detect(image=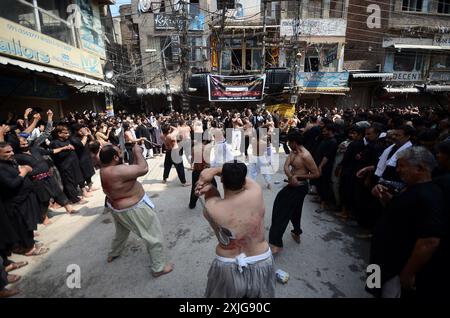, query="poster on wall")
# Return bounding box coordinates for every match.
[77,0,106,58]
[208,74,266,102]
